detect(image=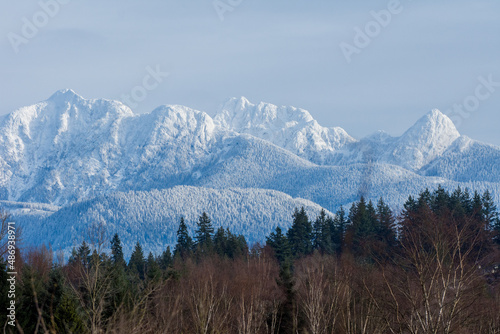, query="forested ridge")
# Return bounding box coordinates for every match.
[1,186,500,333]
